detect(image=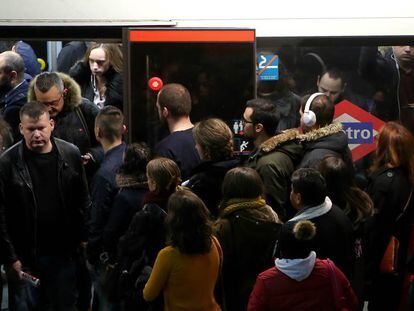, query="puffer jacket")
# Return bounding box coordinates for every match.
[28,72,103,167]
[69,62,123,110]
[14,41,41,78]
[215,198,281,311]
[246,129,302,221]
[298,122,353,170]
